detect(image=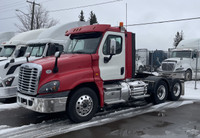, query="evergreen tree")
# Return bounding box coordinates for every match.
[174,31,184,48]
[79,10,85,22]
[89,11,98,25]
